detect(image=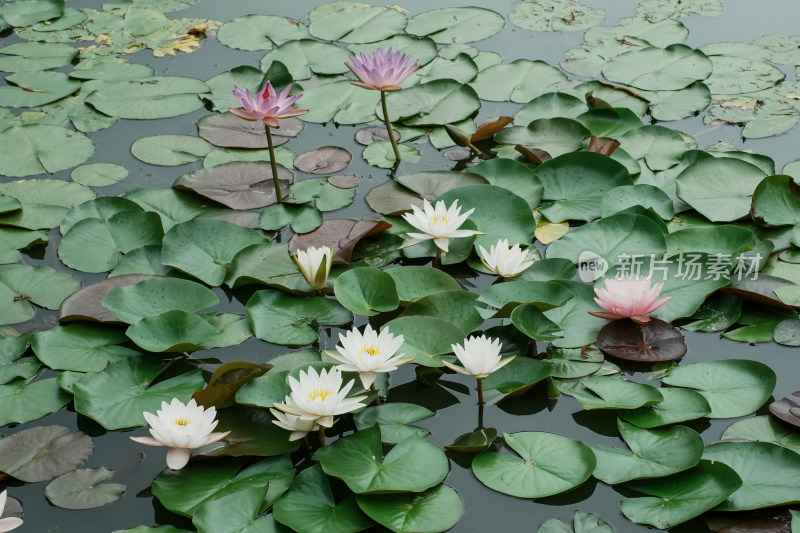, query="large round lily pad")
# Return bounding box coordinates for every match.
[596,318,687,362]
[0,425,93,483]
[0,125,94,177]
[86,77,209,119]
[405,7,505,44]
[357,484,462,533]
